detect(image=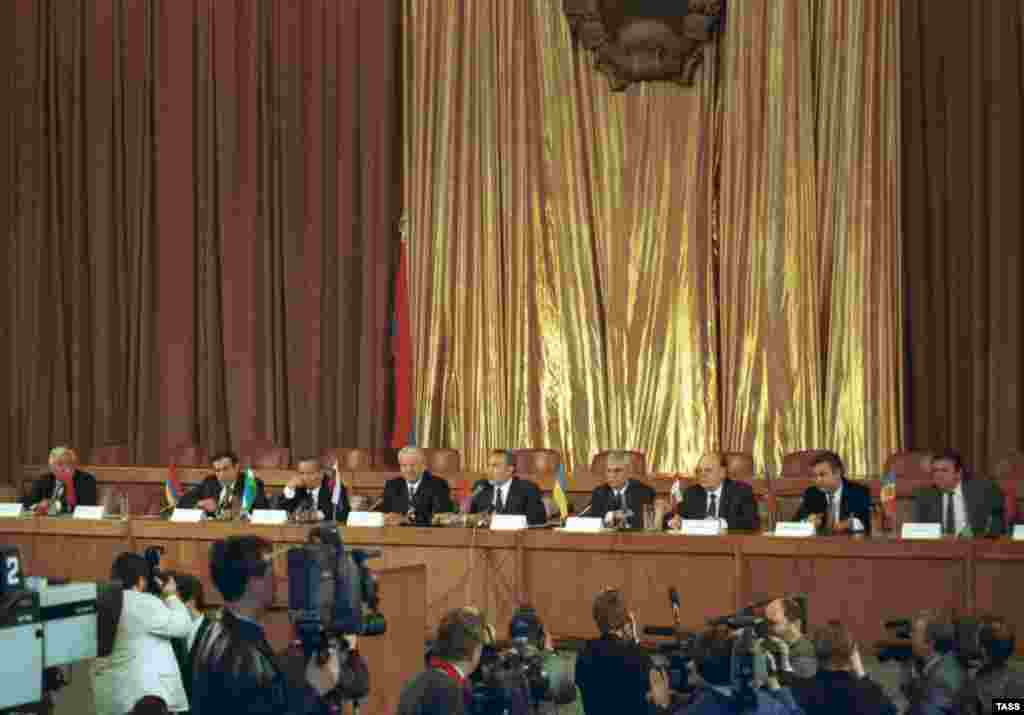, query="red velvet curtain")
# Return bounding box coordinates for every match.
[0,0,401,475]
